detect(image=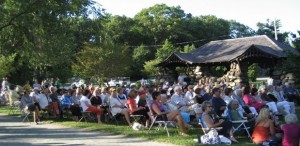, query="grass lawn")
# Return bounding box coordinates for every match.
[1,105,299,146]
